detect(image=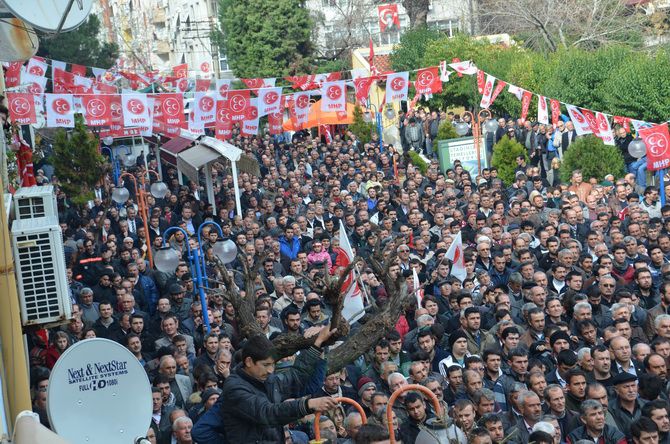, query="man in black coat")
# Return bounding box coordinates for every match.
[219,326,339,443]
